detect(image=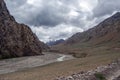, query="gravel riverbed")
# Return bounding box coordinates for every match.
[0,52,74,74]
